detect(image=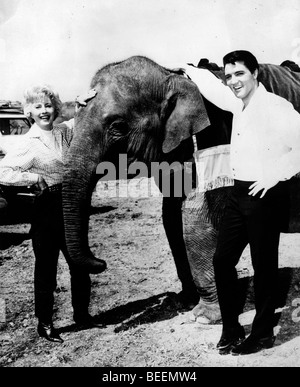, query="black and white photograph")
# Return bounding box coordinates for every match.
[1,0,300,369]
